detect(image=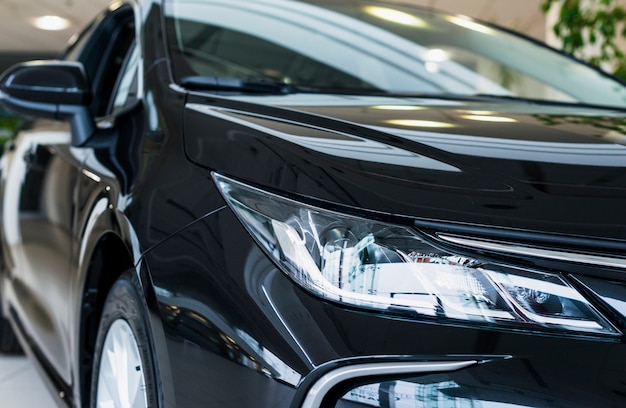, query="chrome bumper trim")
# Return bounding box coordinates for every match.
[439,234,626,269]
[301,360,476,408]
